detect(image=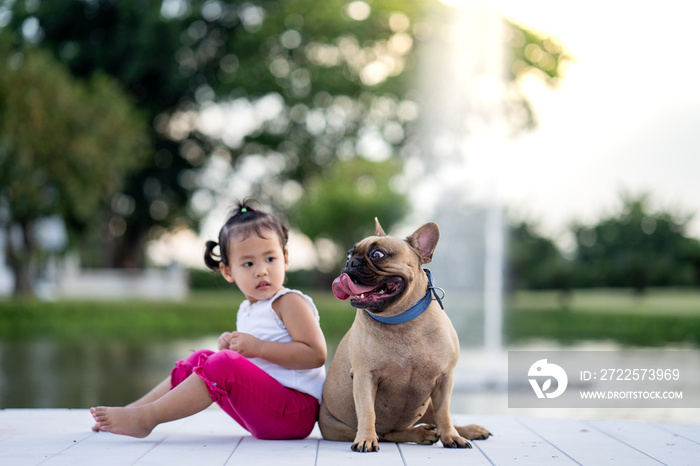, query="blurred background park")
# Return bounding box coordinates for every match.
[1,0,700,422]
